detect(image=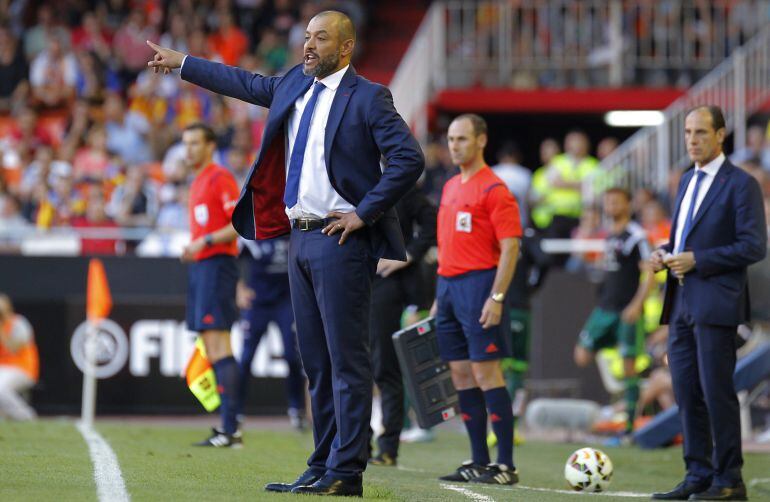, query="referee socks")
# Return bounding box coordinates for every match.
[457,388,491,466]
[484,386,515,469]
